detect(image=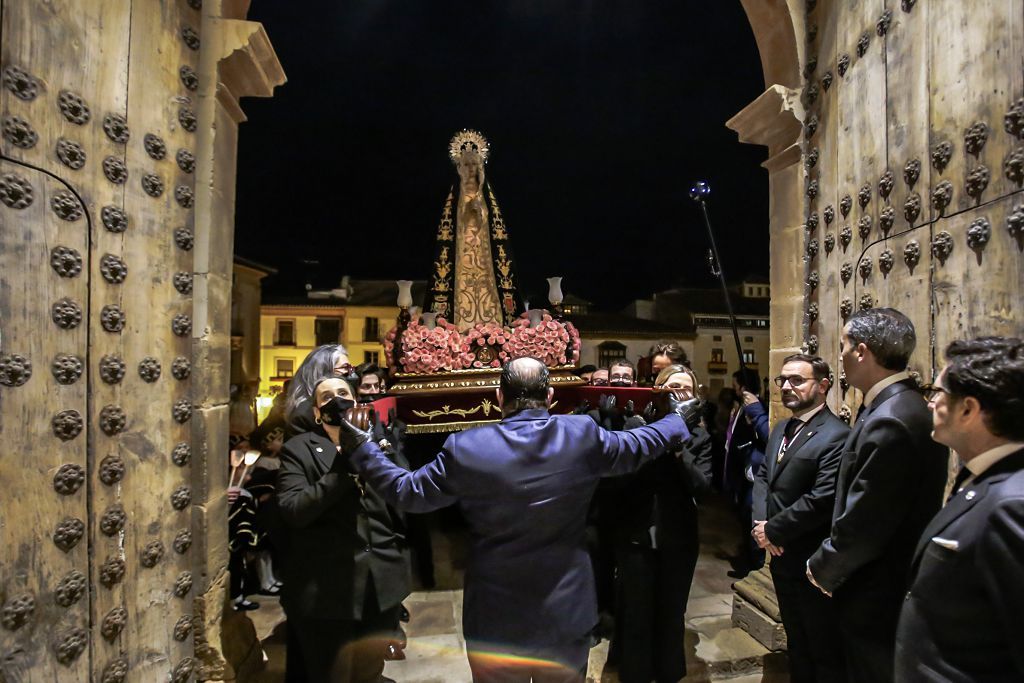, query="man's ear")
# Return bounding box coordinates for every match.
[960,395,982,422]
[546,387,555,406]
[496,388,504,409]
